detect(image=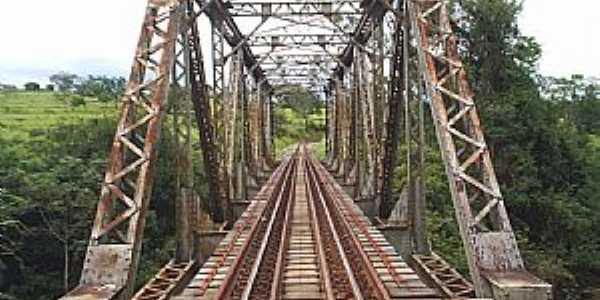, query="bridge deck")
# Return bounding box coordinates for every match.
[174,148,441,299]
